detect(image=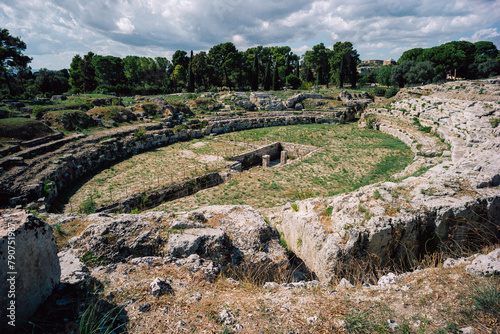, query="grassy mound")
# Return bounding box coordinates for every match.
[0,117,54,140]
[87,106,137,123]
[43,110,96,131]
